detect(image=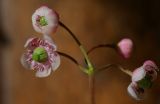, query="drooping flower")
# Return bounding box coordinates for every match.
[127,60,158,100]
[117,38,133,58]
[32,6,59,34]
[21,36,60,77]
